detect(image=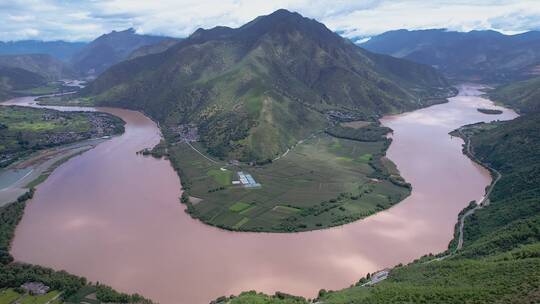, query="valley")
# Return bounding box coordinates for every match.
[2,83,515,304]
